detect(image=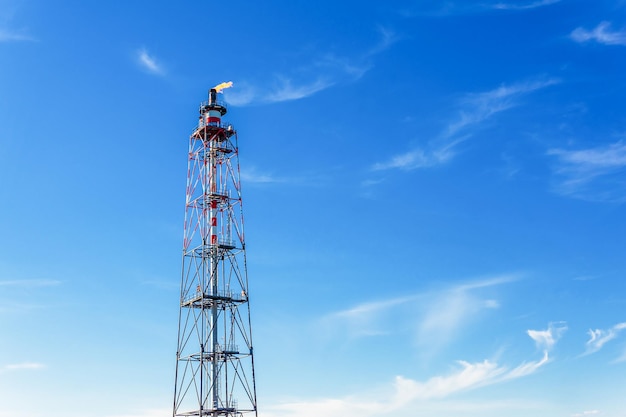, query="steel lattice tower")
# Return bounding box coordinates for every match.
[173,84,257,417]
